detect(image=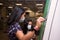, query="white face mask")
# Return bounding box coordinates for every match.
[19,17,25,22]
[27,25,32,30]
